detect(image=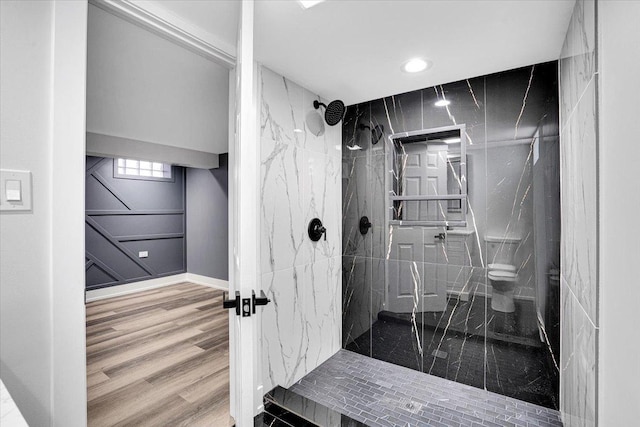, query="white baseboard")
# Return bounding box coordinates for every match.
[86,274,188,302]
[86,273,229,302]
[185,273,229,291]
